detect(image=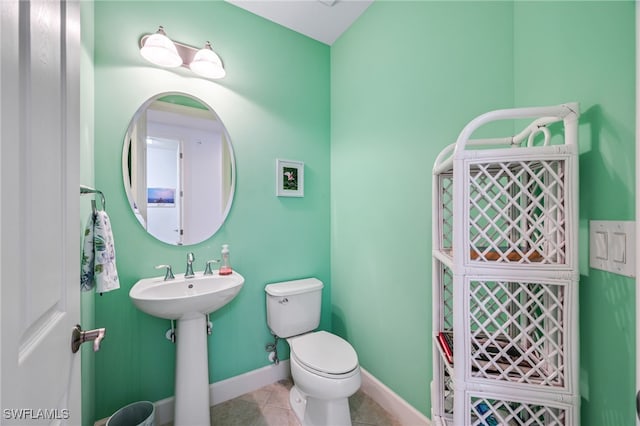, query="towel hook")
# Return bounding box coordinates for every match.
[80,185,106,212]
